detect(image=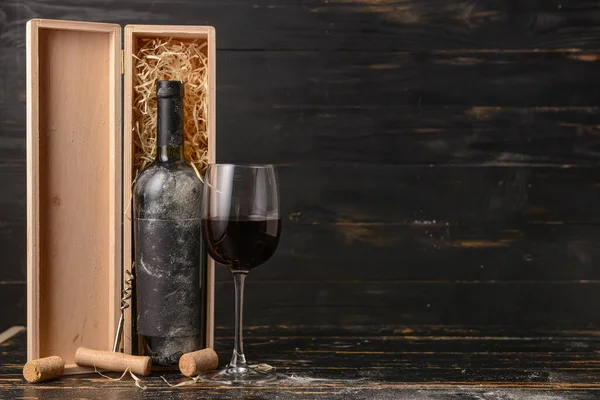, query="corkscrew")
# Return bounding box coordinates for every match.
[113,266,135,353]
